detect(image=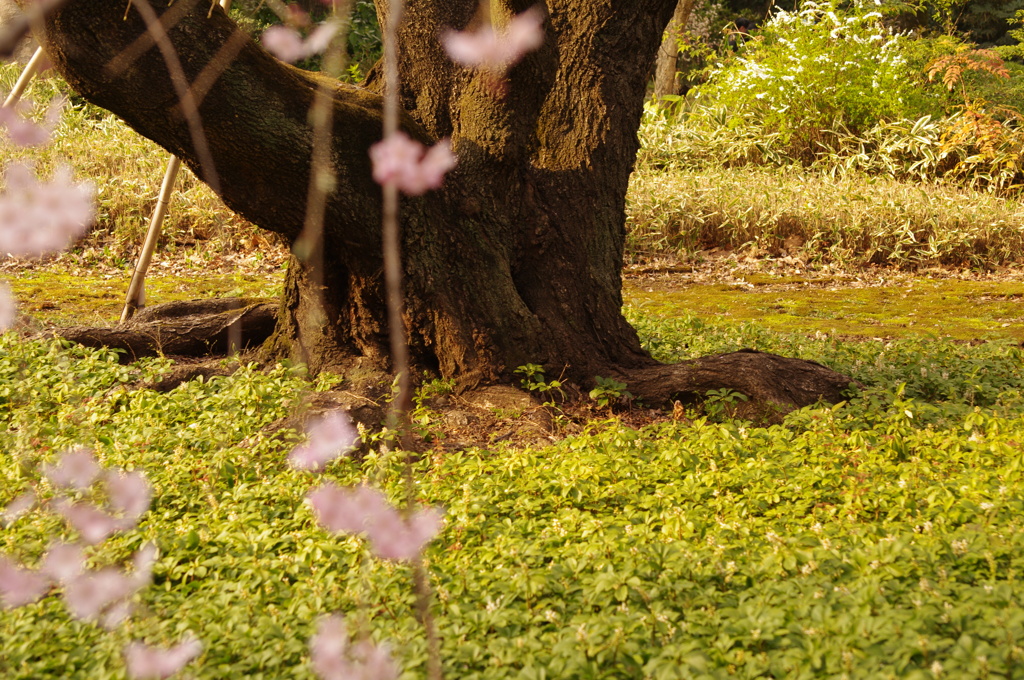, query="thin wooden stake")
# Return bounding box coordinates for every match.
[3,46,46,109]
[118,0,232,323]
[119,155,181,323]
